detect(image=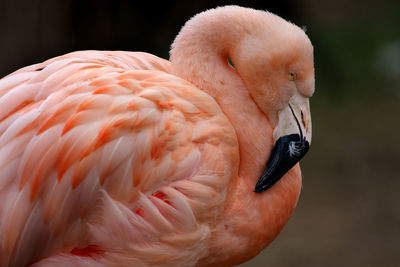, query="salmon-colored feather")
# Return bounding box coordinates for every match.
[0,6,315,267]
[1,48,236,265]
